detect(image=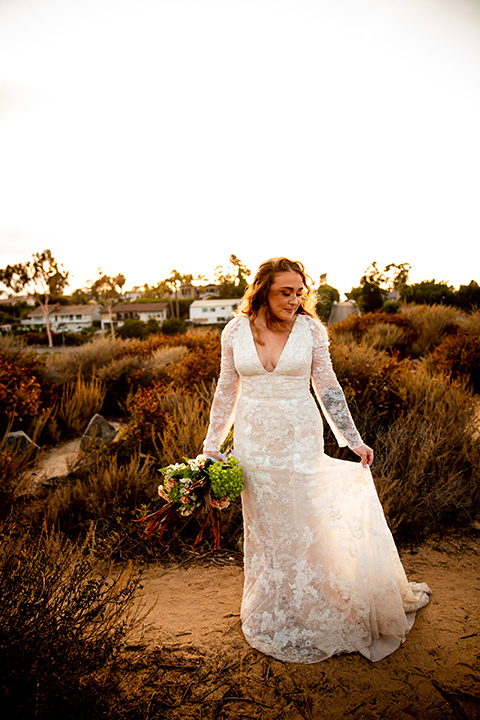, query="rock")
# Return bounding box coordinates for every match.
[80,414,118,451]
[3,430,41,456]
